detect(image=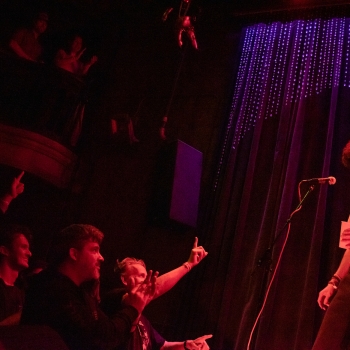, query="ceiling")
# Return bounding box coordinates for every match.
[209,0,350,13]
